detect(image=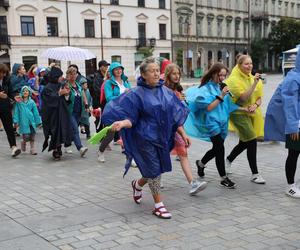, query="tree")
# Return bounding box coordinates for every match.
[251,38,269,70]
[268,17,300,55]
